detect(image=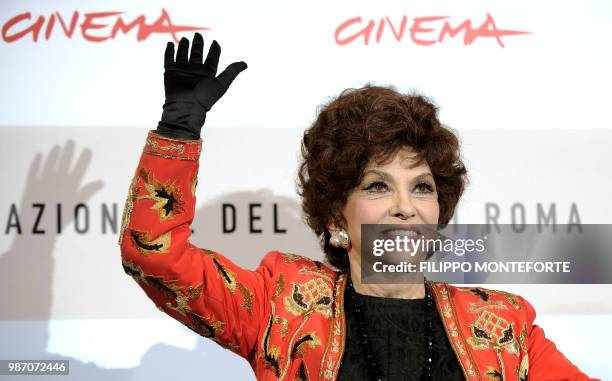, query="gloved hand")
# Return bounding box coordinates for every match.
[156,32,247,139]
